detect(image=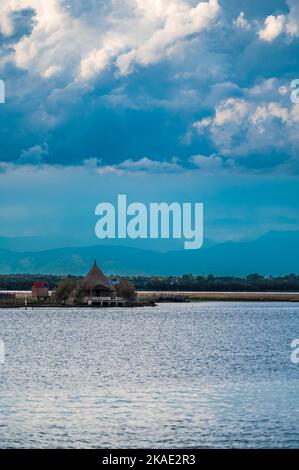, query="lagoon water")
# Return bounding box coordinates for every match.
[0,302,299,448]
